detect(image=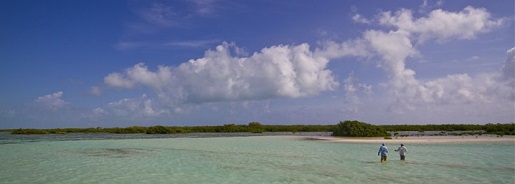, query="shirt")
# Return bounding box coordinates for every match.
[378,145,388,156]
[396,146,407,155]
